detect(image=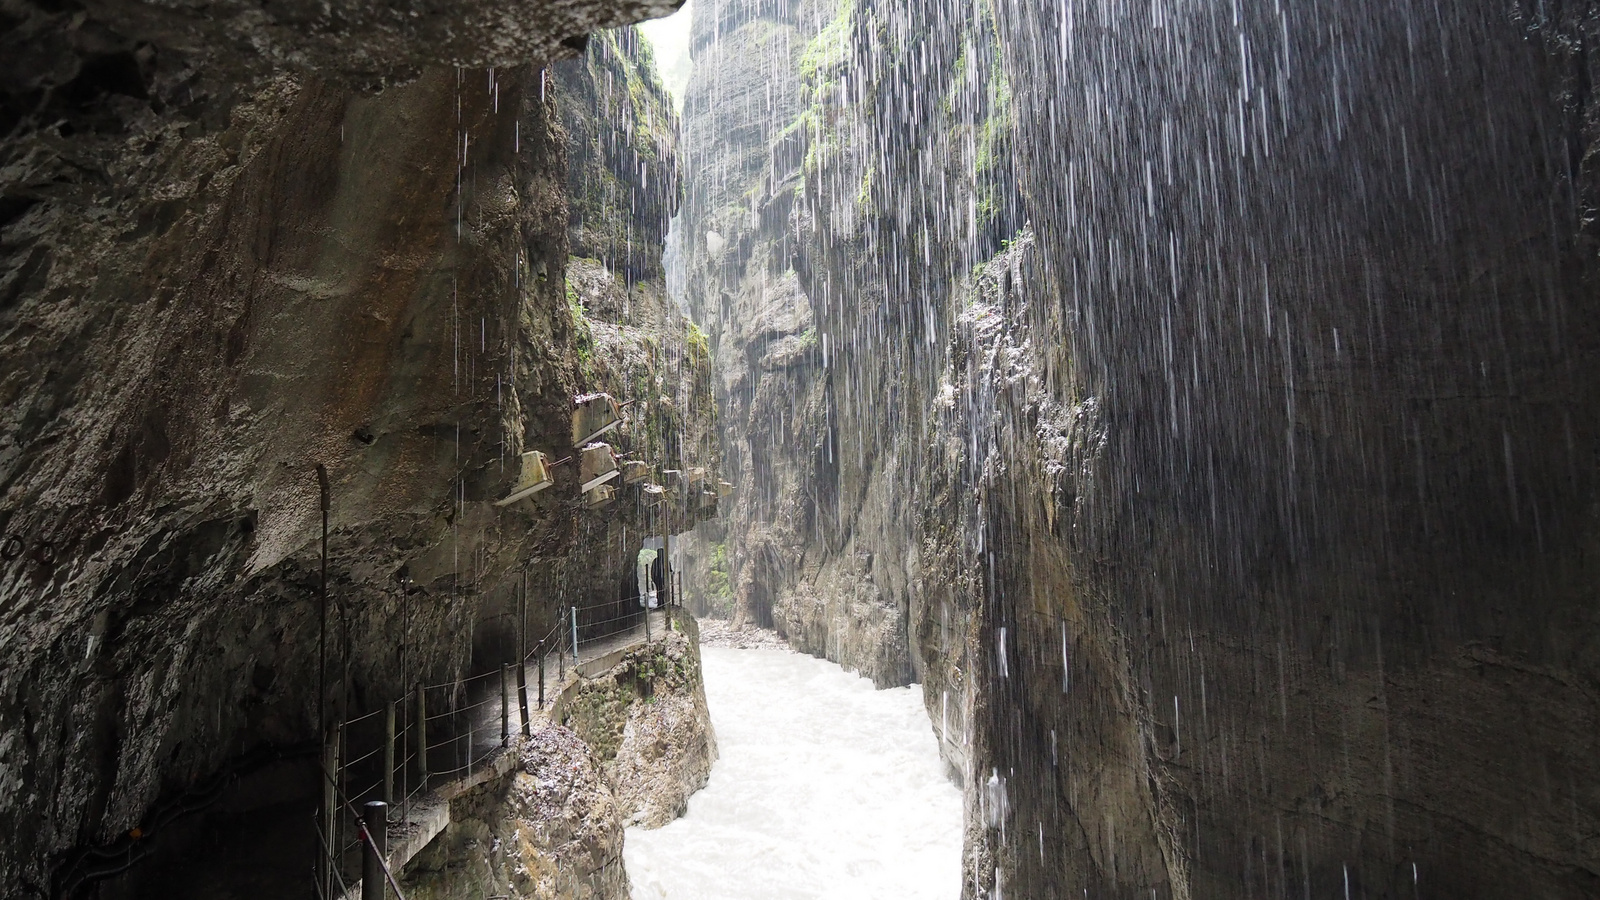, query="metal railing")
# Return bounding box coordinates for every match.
[314,593,678,897]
